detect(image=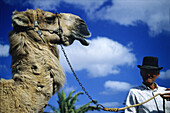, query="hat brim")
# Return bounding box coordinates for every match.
[137,65,163,70]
